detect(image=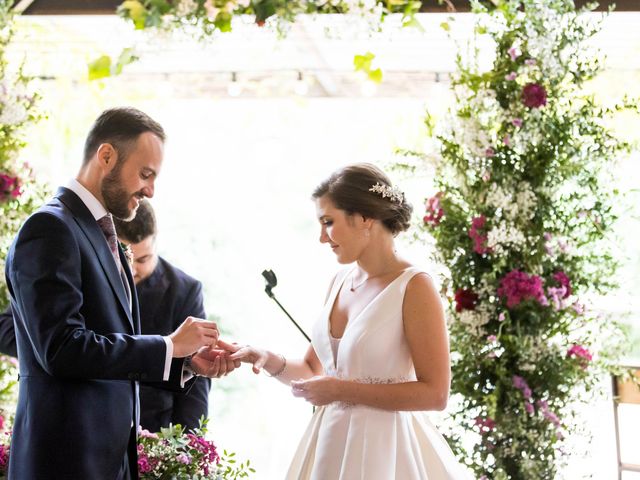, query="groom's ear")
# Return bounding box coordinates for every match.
[96,143,118,172]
